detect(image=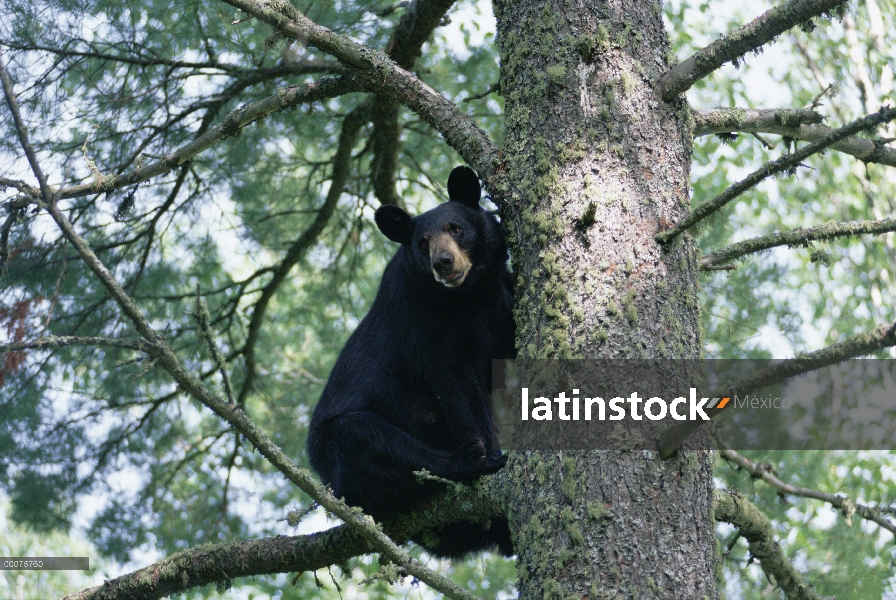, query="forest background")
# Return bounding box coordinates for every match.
[1,0,896,598]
